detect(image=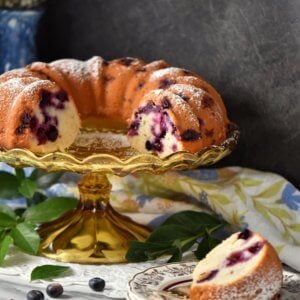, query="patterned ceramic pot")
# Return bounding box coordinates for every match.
[0,9,43,74]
